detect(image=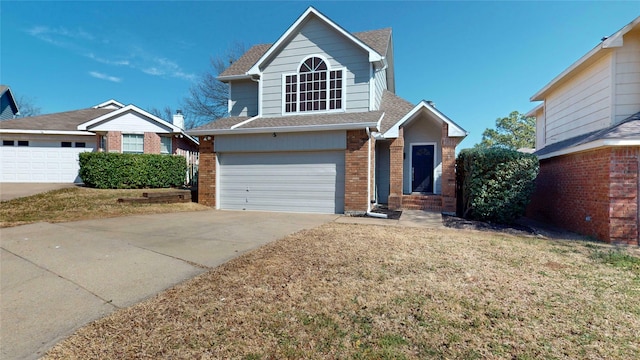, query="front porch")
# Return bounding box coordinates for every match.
[402,194,442,211]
